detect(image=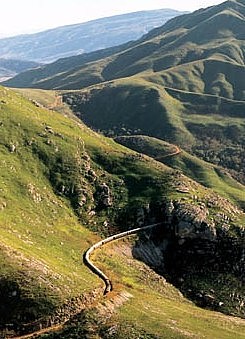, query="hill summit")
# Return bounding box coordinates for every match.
[4,0,245,97]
